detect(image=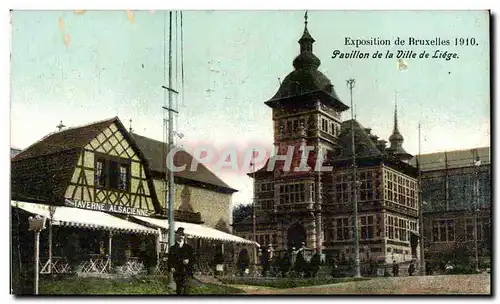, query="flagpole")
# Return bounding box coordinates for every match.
[161,11,178,289]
